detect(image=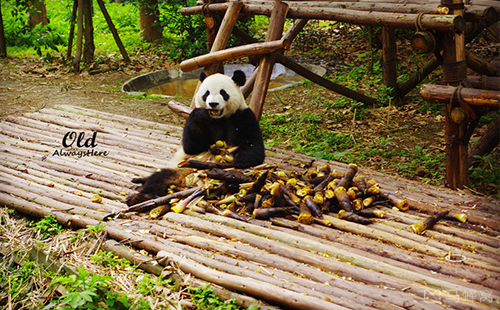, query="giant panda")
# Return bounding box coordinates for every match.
[127,70,265,205]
